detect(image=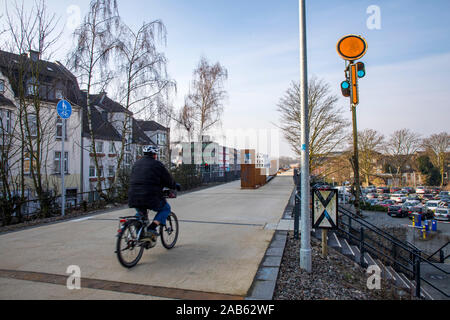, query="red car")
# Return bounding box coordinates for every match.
[390,187,400,193]
[380,199,396,207]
